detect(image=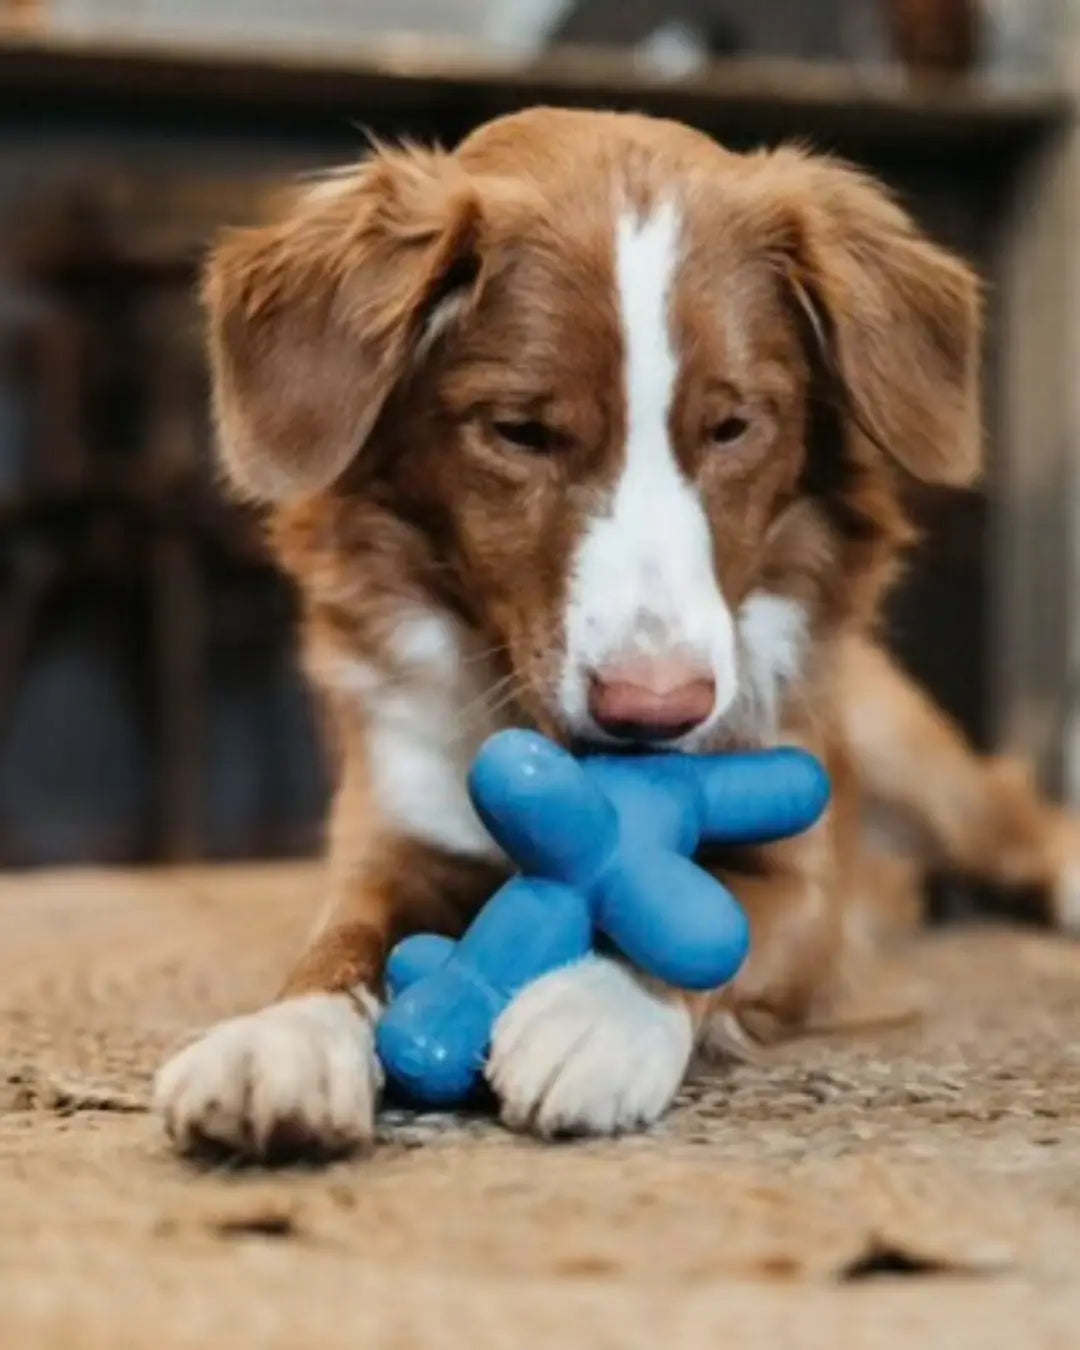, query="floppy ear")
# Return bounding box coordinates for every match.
[202,145,482,502]
[754,149,982,487]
